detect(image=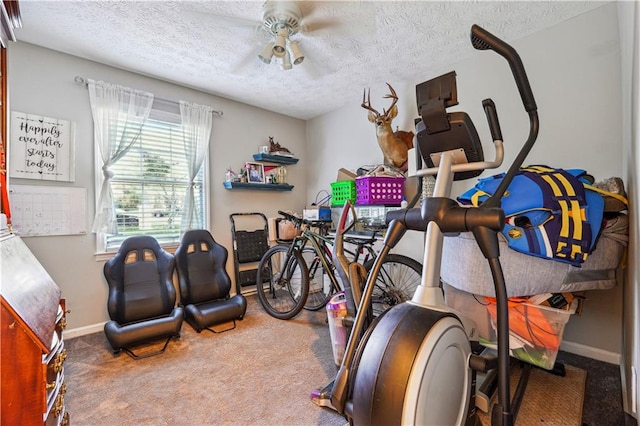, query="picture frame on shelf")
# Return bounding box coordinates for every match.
[264,165,277,183]
[245,162,265,183]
